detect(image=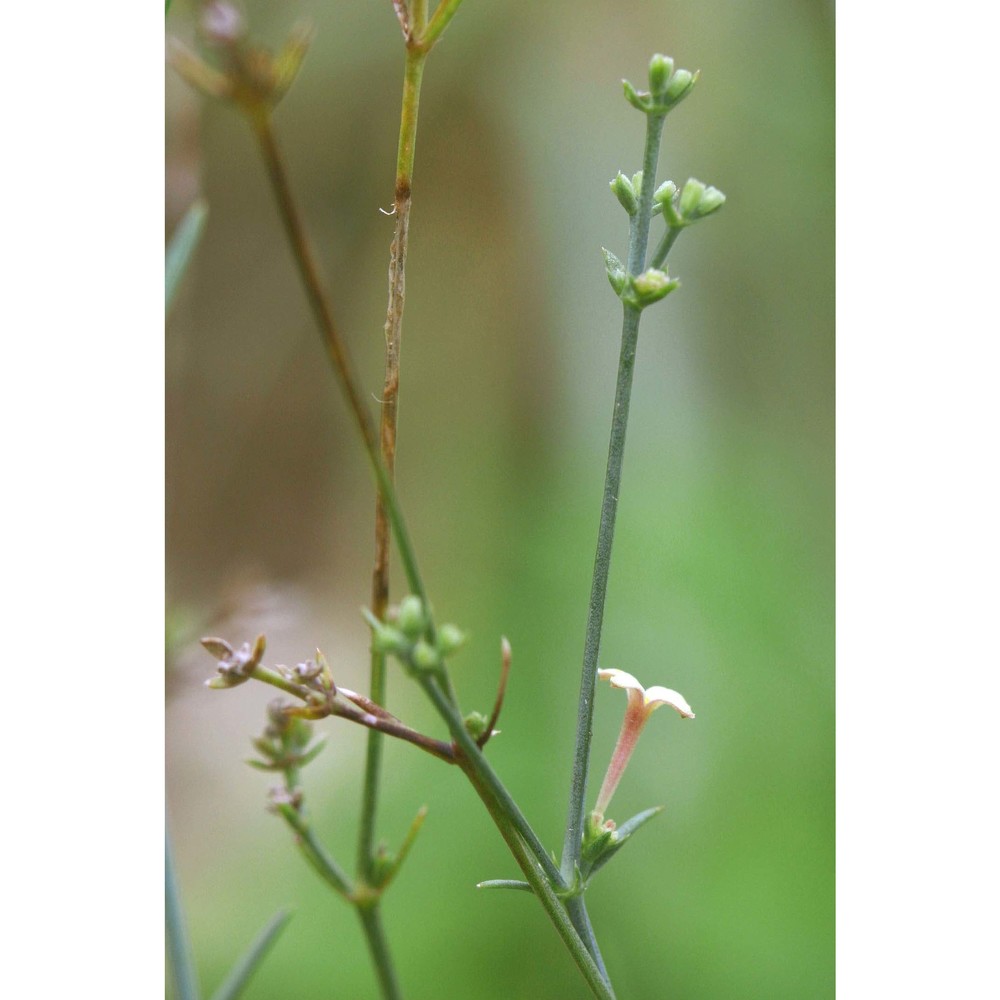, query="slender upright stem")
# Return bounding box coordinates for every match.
[560,112,667,883]
[357,906,404,1000]
[248,71,617,999]
[165,831,200,1000]
[359,40,427,882]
